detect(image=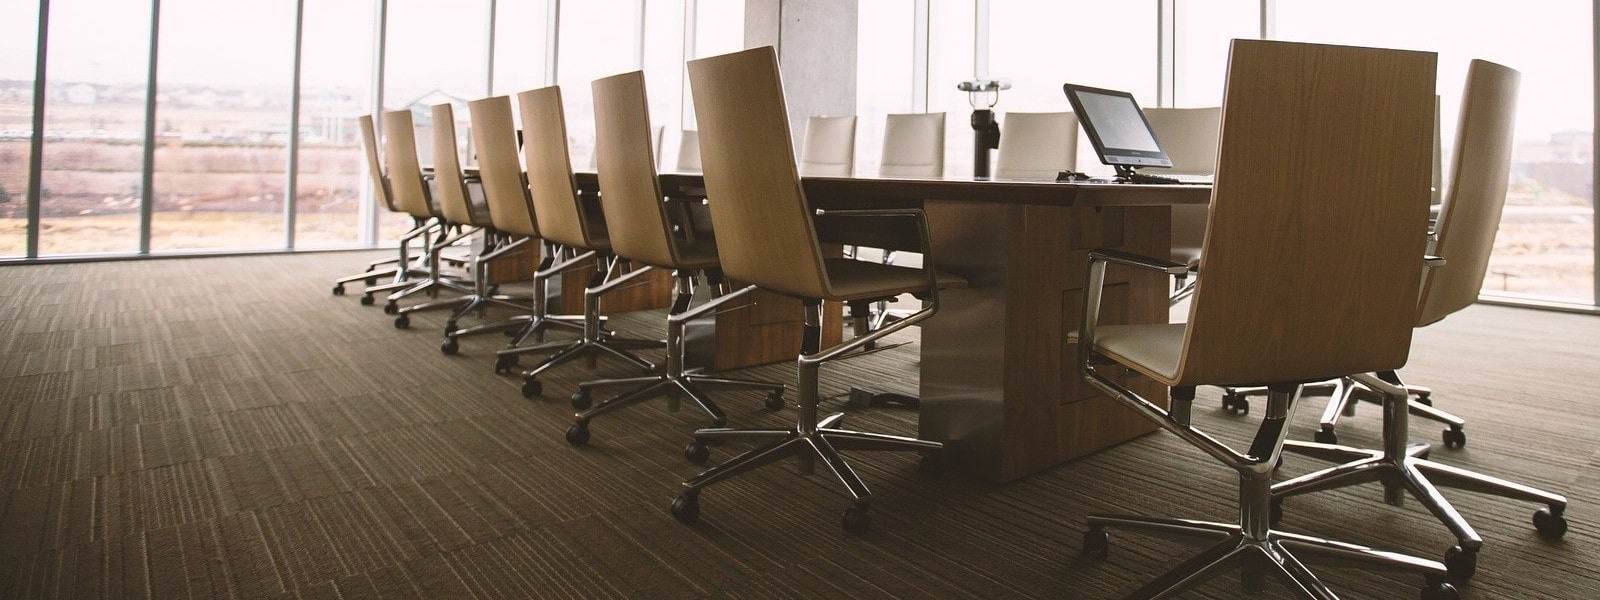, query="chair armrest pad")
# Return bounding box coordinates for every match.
[1089,248,1190,276]
[1424,255,1446,268]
